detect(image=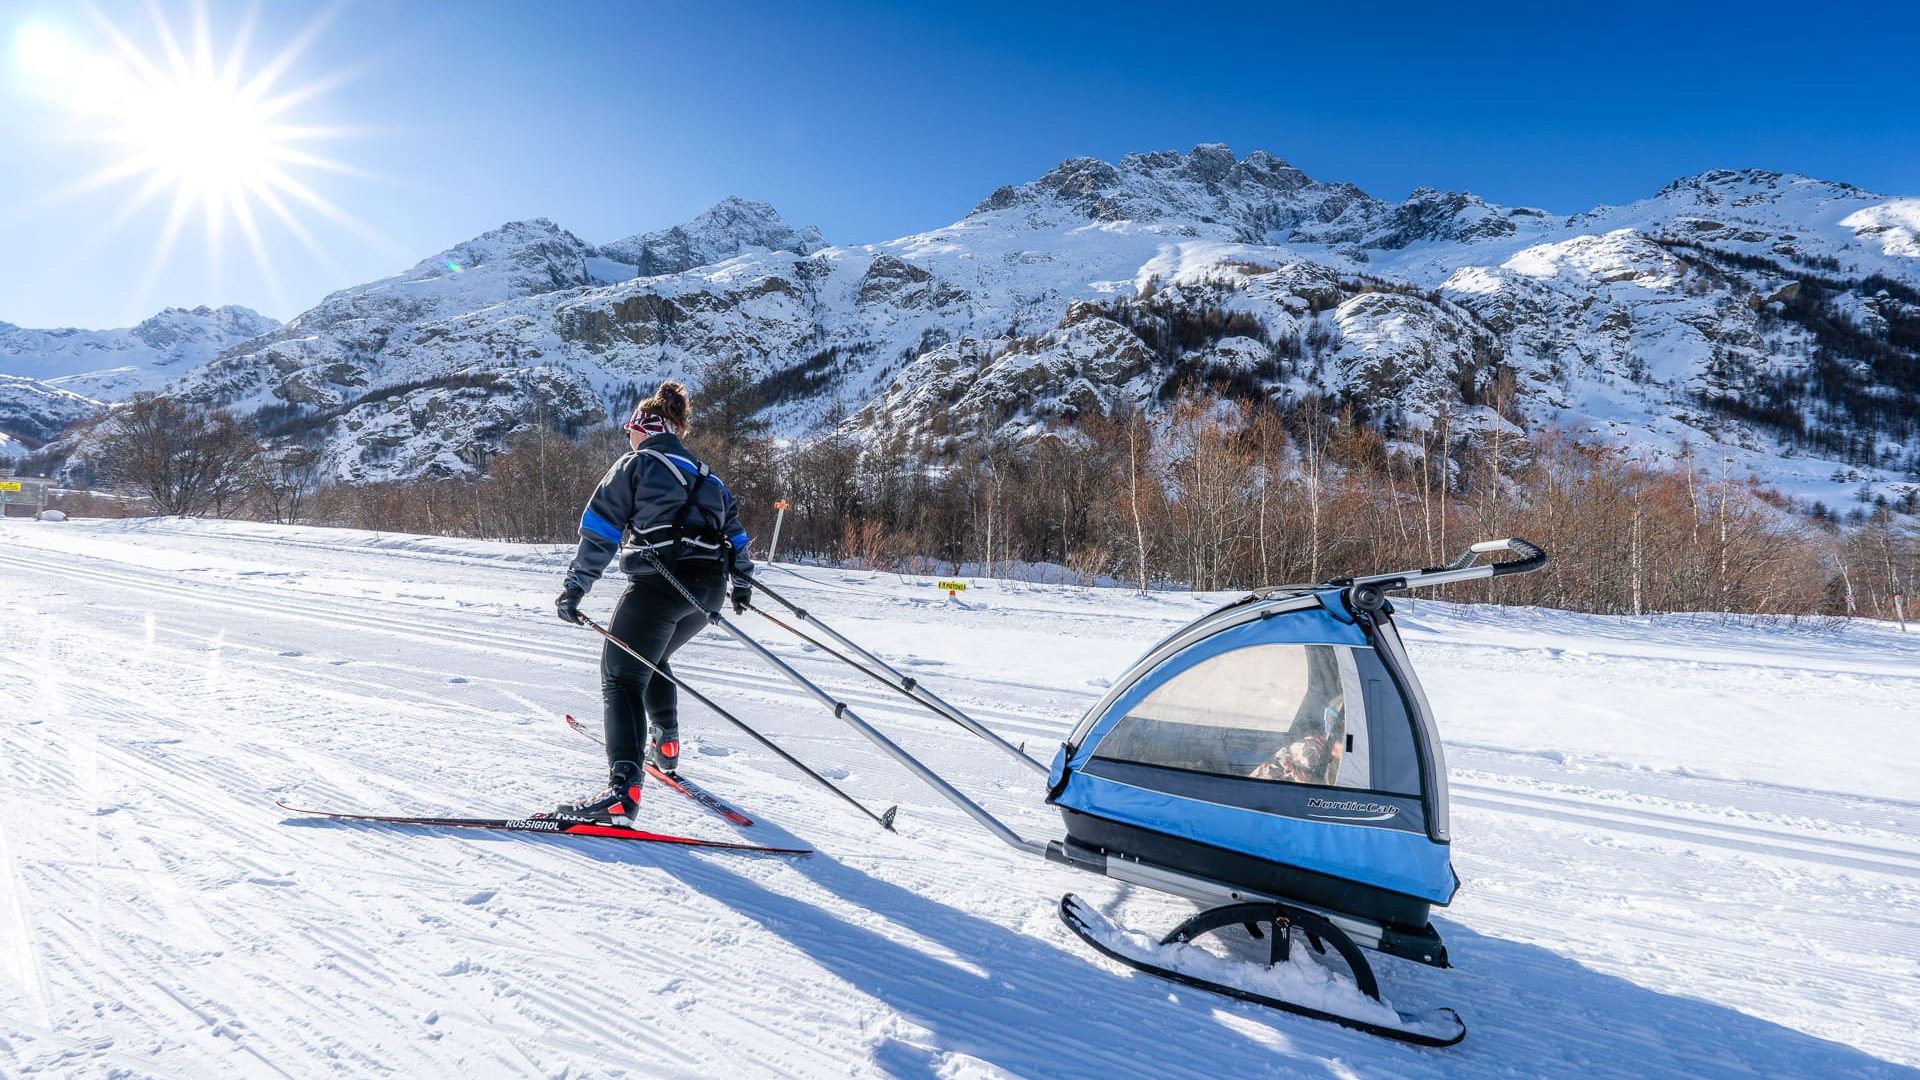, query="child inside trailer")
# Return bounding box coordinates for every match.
[1092,642,1355,788]
[1251,692,1346,786]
